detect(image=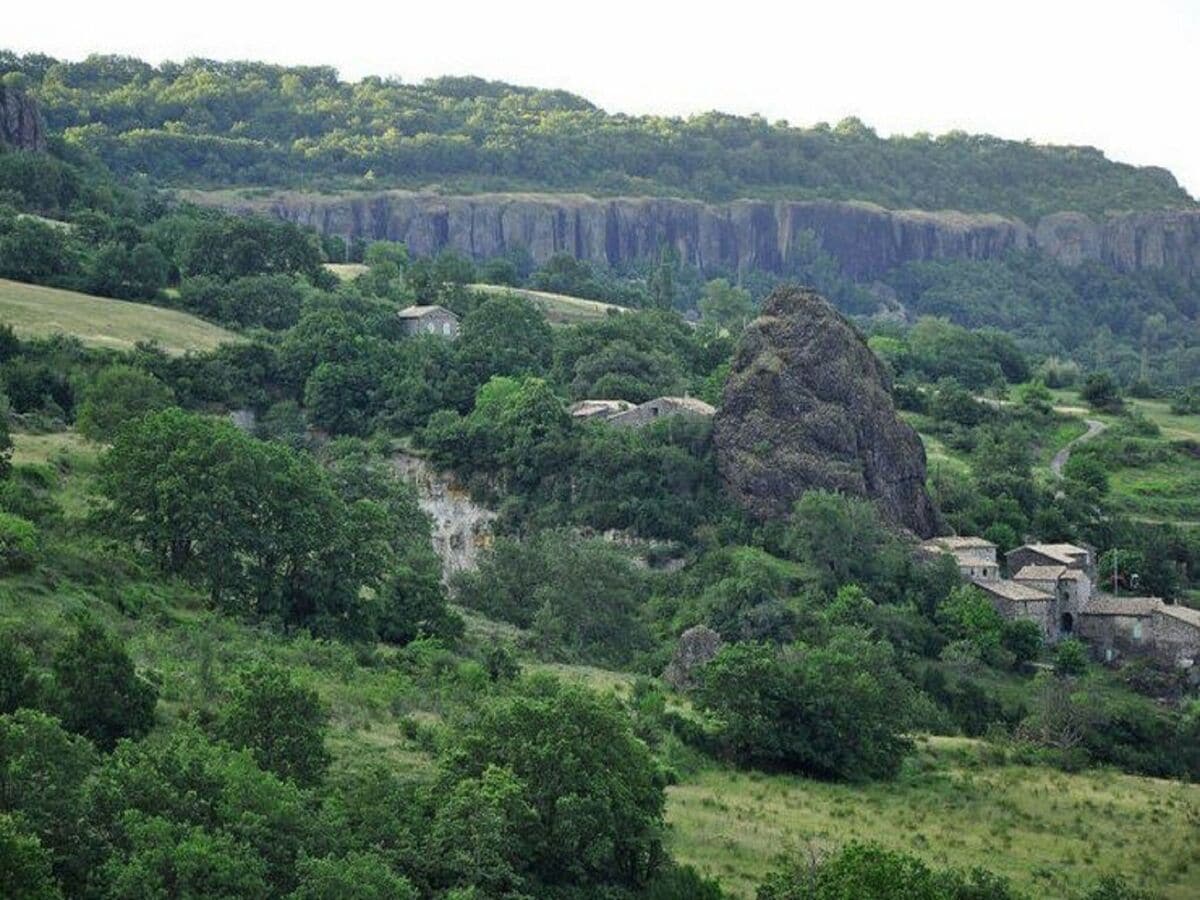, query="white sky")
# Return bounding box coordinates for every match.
[7,0,1199,202]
